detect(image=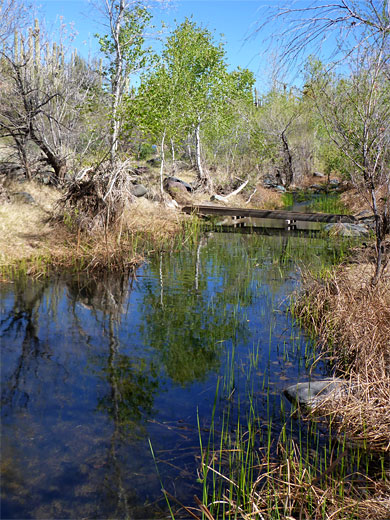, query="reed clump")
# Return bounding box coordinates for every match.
[58,161,137,231]
[194,436,390,520]
[296,243,390,452]
[201,443,390,520]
